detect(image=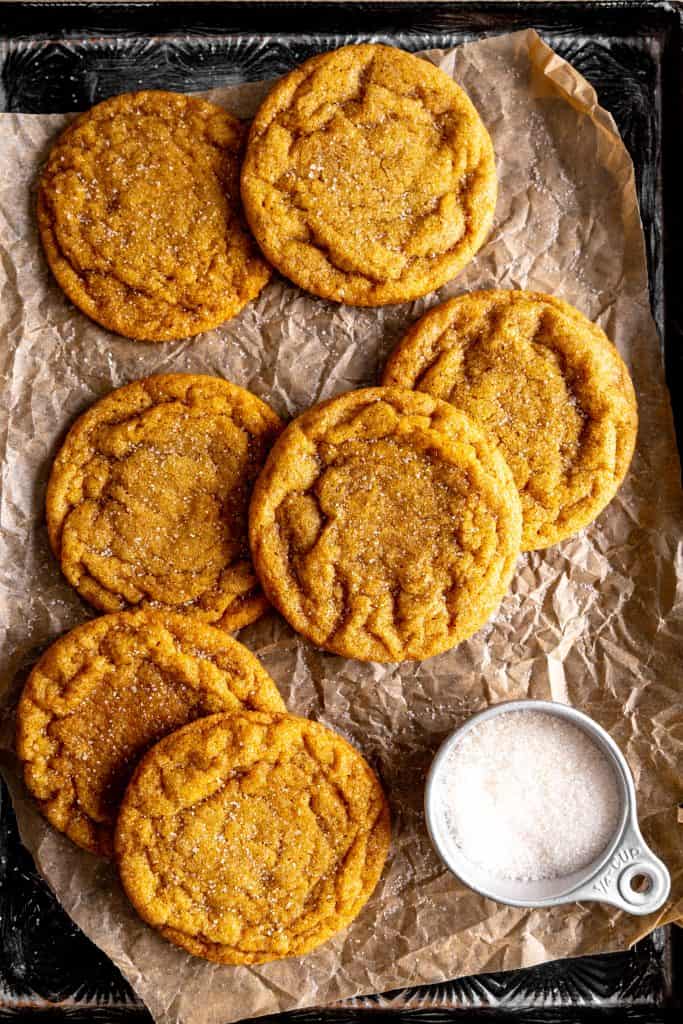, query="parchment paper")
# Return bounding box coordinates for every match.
[0,29,681,1024]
